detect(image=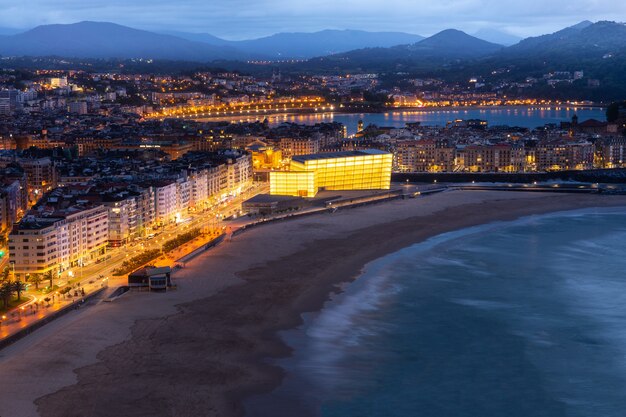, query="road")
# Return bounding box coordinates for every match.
[0,182,268,342]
